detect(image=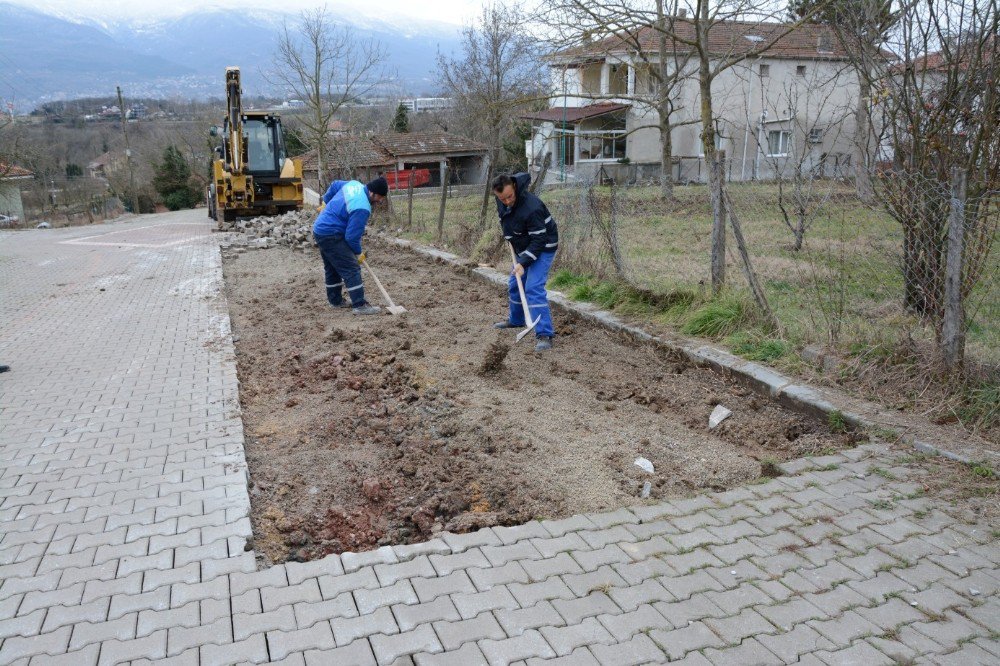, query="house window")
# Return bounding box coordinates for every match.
[759,63,770,77]
[796,65,807,76]
[767,130,791,156]
[807,127,824,143]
